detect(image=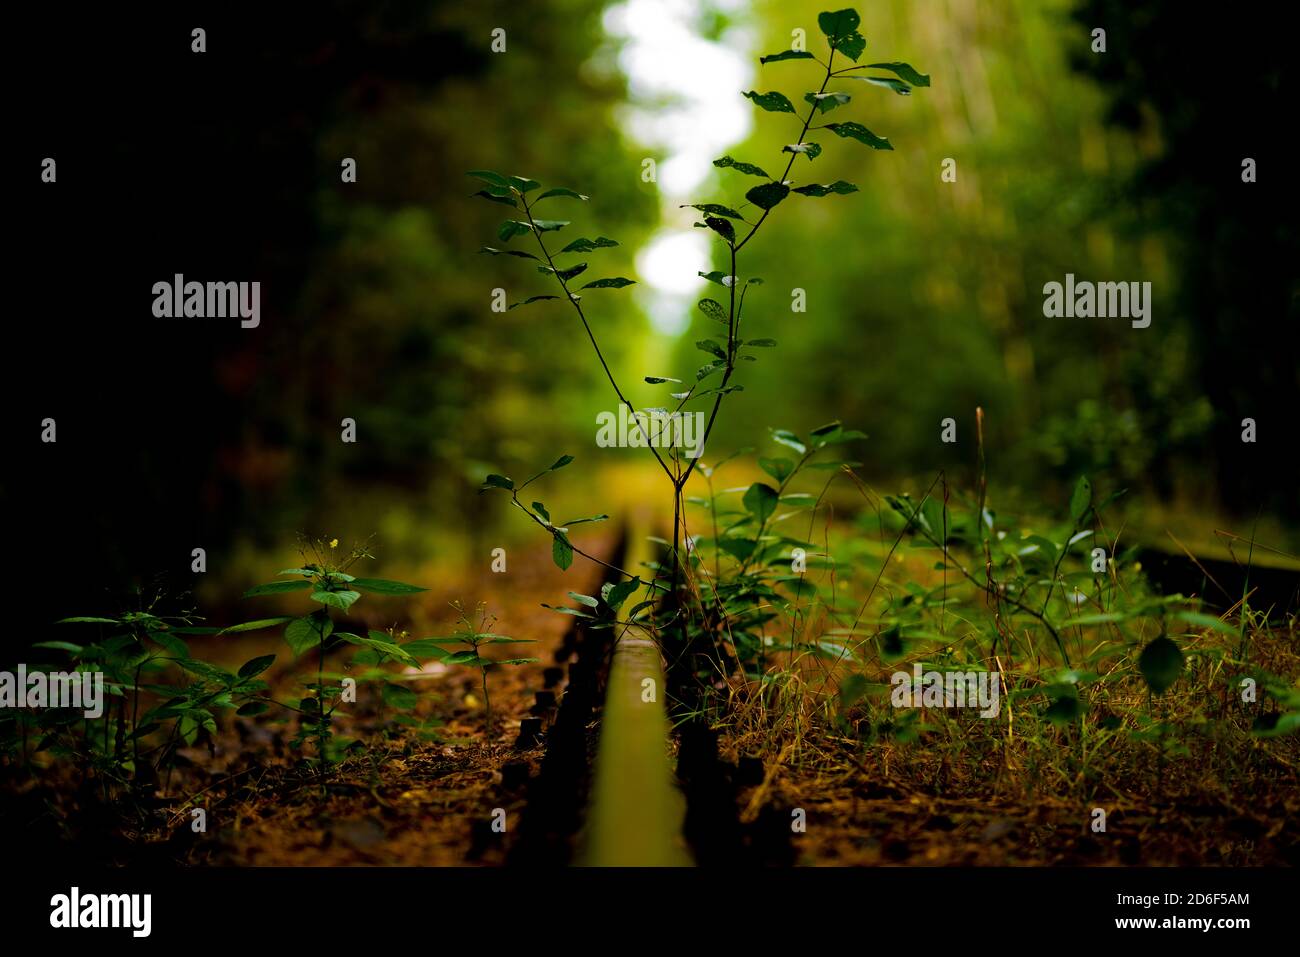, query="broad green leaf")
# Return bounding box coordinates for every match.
[497,220,532,242]
[713,156,770,178]
[550,454,575,470]
[32,640,85,653]
[695,339,726,359]
[508,175,541,193]
[56,617,120,624]
[698,298,727,323]
[480,246,538,260]
[783,142,823,161]
[743,482,780,523]
[704,216,735,244]
[401,638,451,659]
[804,91,851,114]
[532,501,551,524]
[580,277,636,289]
[644,376,682,384]
[698,271,735,287]
[793,181,859,197]
[507,295,561,310]
[866,61,931,87]
[481,473,514,490]
[238,655,276,679]
[824,121,892,150]
[696,360,725,381]
[772,429,807,455]
[745,338,778,347]
[681,203,745,219]
[1139,636,1184,694]
[604,576,642,611]
[467,170,510,188]
[472,189,517,207]
[560,236,619,253]
[569,592,600,608]
[382,682,419,710]
[243,580,312,598]
[1070,475,1093,523]
[278,566,319,576]
[817,9,861,38]
[851,75,912,95]
[531,219,569,232]
[759,50,815,64]
[746,182,790,210]
[535,187,588,202]
[832,32,866,61]
[759,457,793,482]
[538,262,588,281]
[310,589,361,612]
[552,531,574,571]
[285,613,332,657]
[351,578,427,595]
[219,617,295,635]
[743,90,796,113]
